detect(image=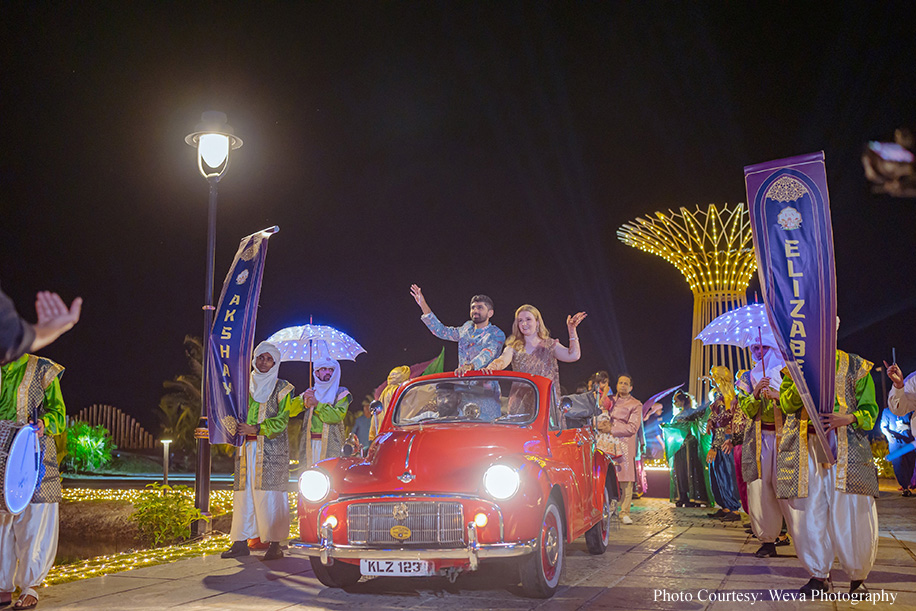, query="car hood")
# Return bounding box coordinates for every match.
[330,424,543,497]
